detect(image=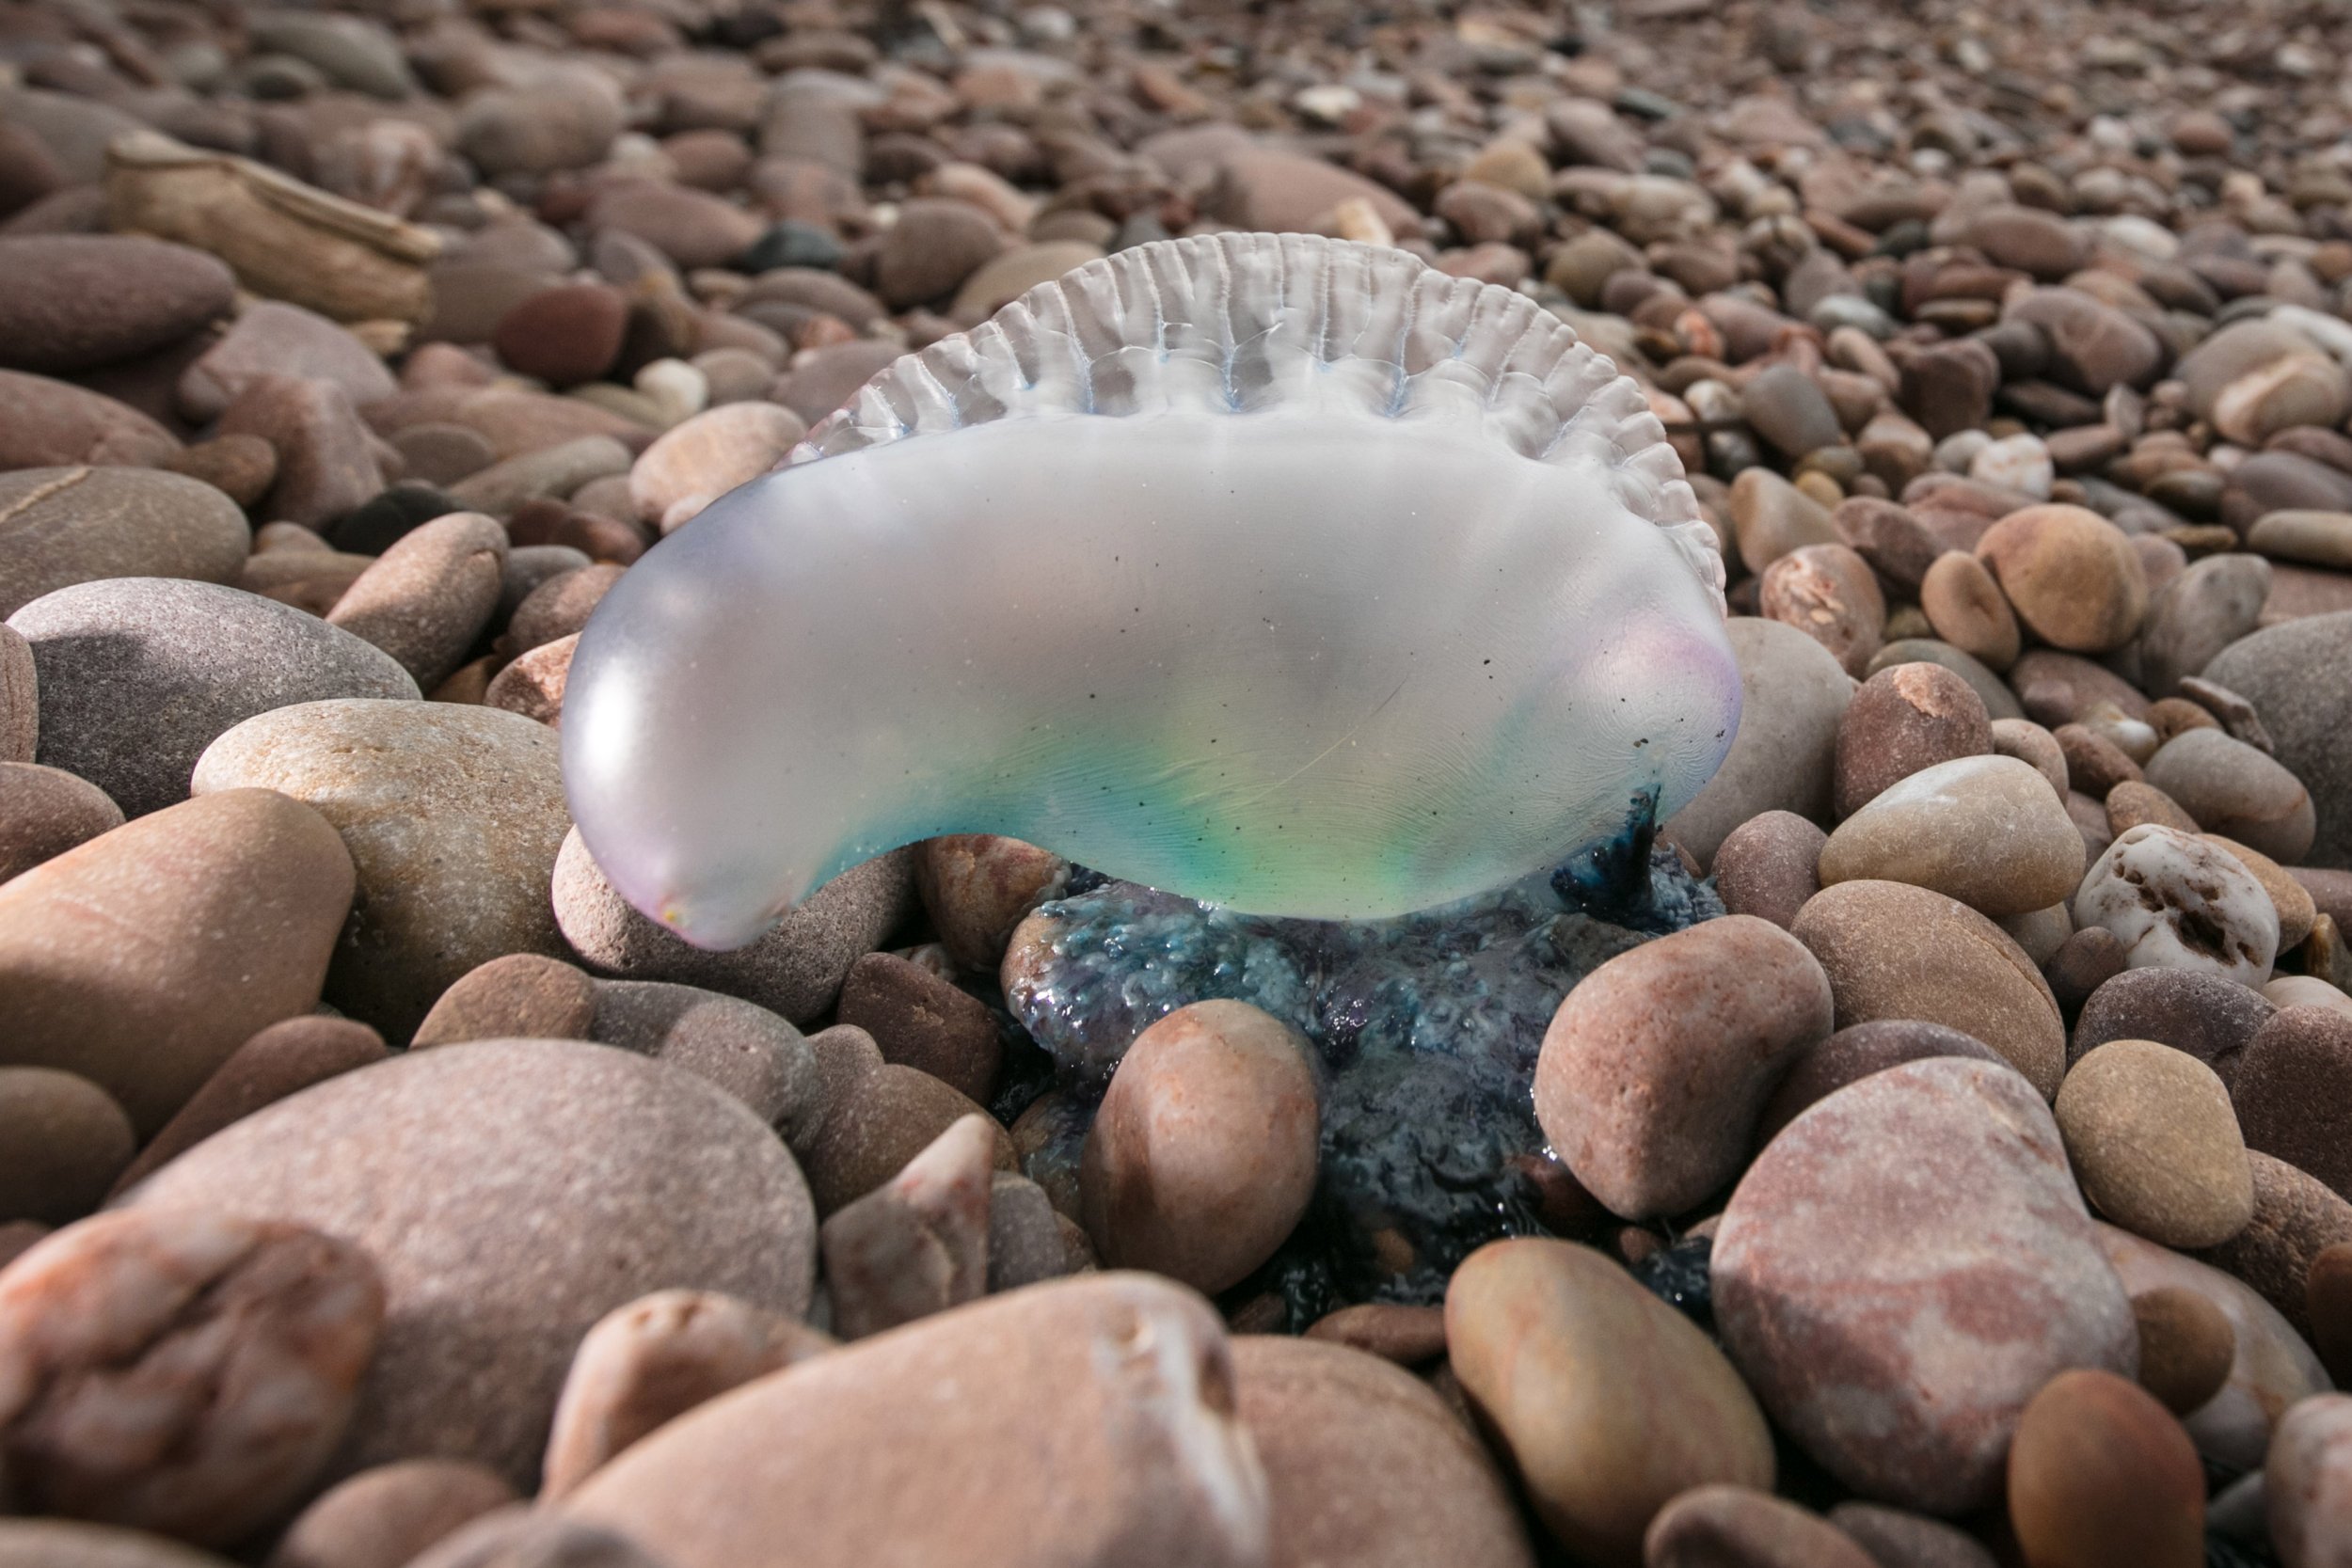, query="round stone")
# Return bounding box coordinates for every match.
[0,235,235,374]
[2131,1285,2236,1417]
[8,579,417,819]
[2007,1370,2204,1568]
[1826,1504,1997,1568]
[2099,1222,2332,1471]
[0,789,353,1134]
[1758,543,1883,676]
[1975,503,2149,654]
[1714,1058,2137,1514]
[1754,1019,2007,1147]
[1534,914,1833,1219]
[2144,729,2318,865]
[0,1066,134,1224]
[269,1460,519,1568]
[1709,810,1825,928]
[1081,999,1319,1293]
[2073,965,2276,1076]
[1664,618,1853,864]
[1231,1336,1534,1568]
[126,1038,816,1491]
[2055,1039,2255,1249]
[490,283,628,388]
[0,761,123,883]
[1919,549,2020,672]
[1790,879,2067,1097]
[325,513,508,691]
[2073,824,2280,989]
[2230,1007,2352,1201]
[627,404,804,530]
[1834,663,1993,819]
[552,830,914,1028]
[563,1275,1265,1568]
[193,701,571,1042]
[2198,1152,2352,1338]
[0,467,248,621]
[1644,1486,1878,1568]
[1817,753,2085,917]
[2202,611,2352,870]
[802,1061,1012,1216]
[2312,1243,2352,1386]
[1444,1238,1773,1566]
